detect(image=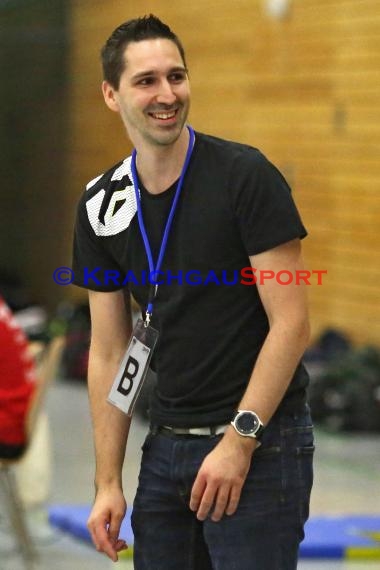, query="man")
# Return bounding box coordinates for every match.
[72,15,314,569]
